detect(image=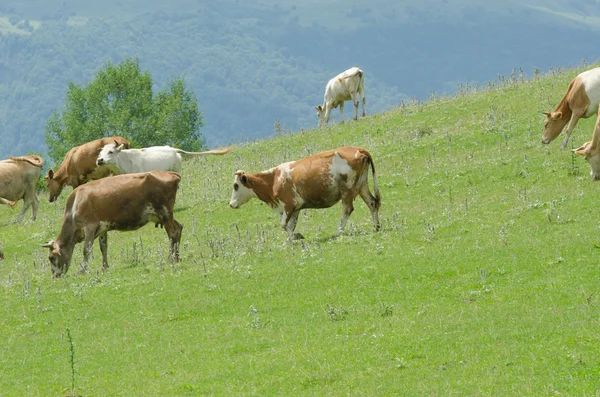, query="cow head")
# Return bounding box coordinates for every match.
[541,111,569,144]
[45,169,63,202]
[573,141,600,180]
[41,240,71,277]
[96,141,124,167]
[316,105,326,127]
[229,171,257,209]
